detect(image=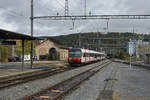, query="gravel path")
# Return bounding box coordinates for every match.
[63,62,115,100]
[0,61,108,100]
